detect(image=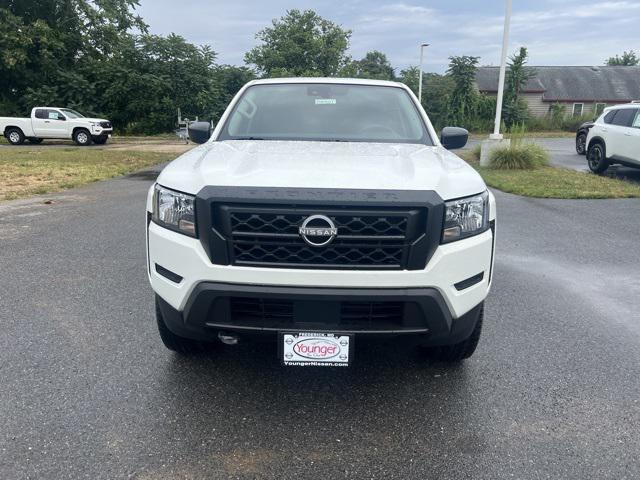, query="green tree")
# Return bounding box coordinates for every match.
[606,50,639,66]
[422,73,457,130]
[503,47,534,126]
[91,34,220,133]
[446,55,480,127]
[245,9,352,77]
[398,66,421,96]
[0,1,247,133]
[399,65,495,131]
[0,0,147,115]
[342,51,395,80]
